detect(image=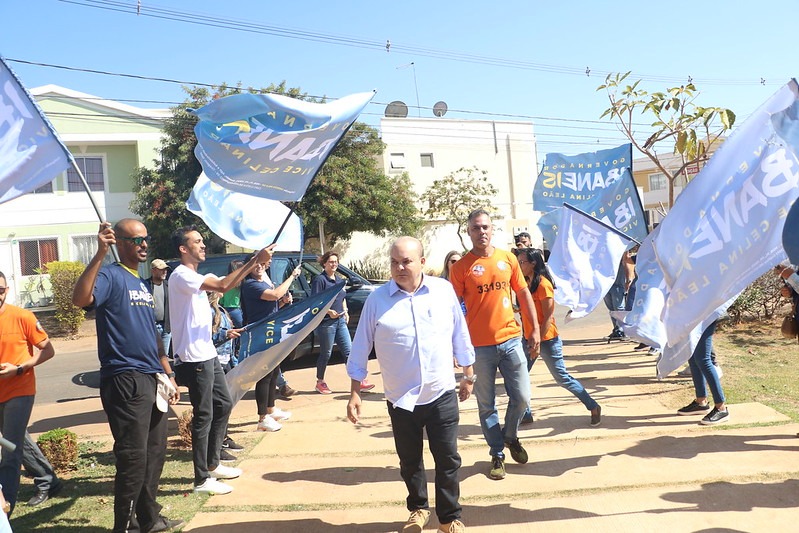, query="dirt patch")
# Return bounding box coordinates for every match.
[34,309,96,340]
